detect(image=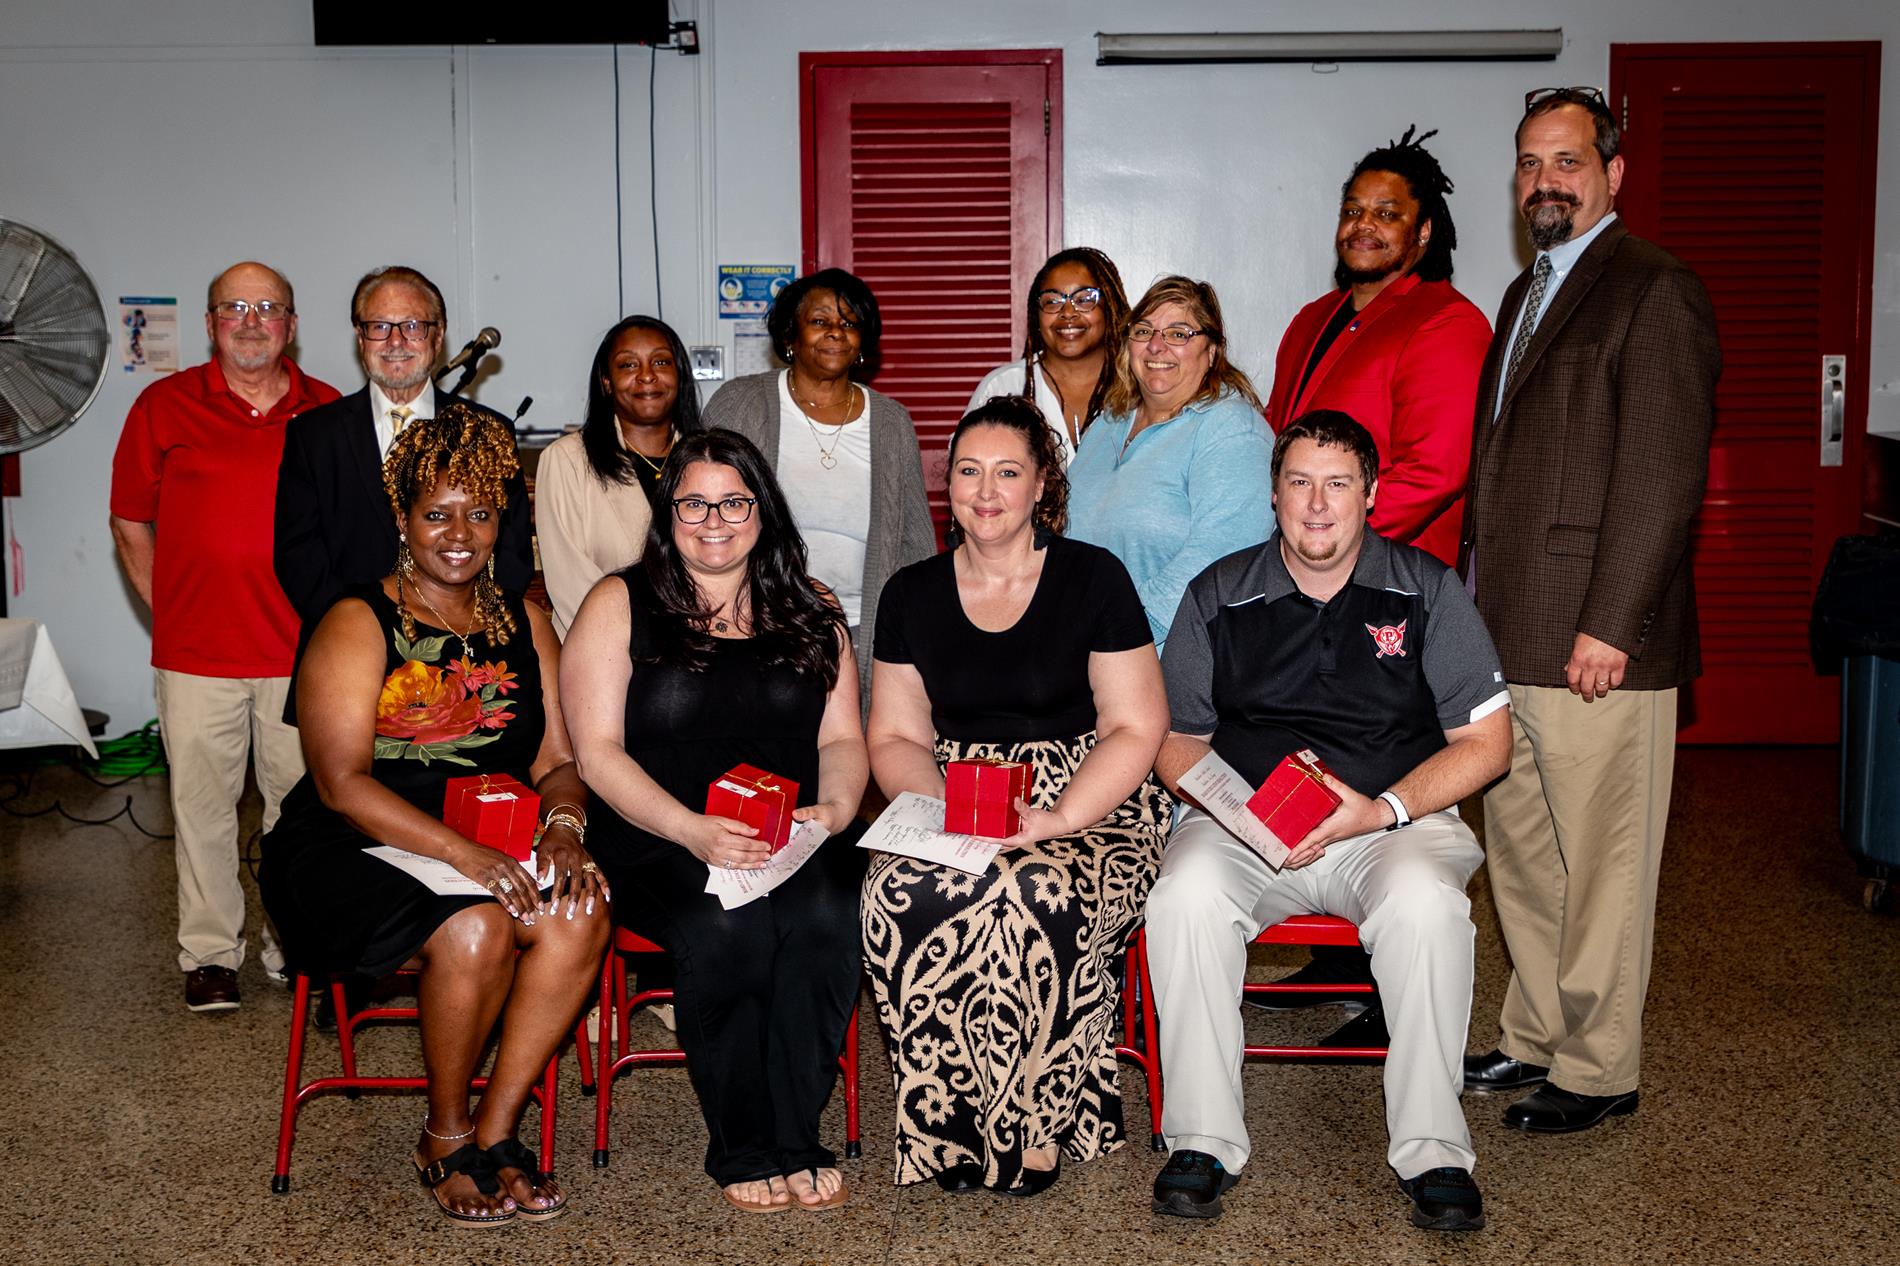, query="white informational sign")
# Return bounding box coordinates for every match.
[365,846,551,896]
[118,296,178,373]
[856,791,1004,876]
[731,319,774,377]
[702,819,830,910]
[1178,751,1291,869]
